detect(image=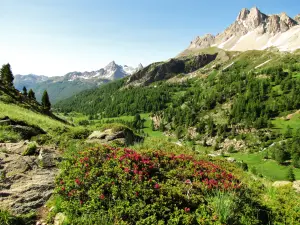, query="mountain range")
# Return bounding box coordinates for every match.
[14,61,142,103]
[184,7,300,54]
